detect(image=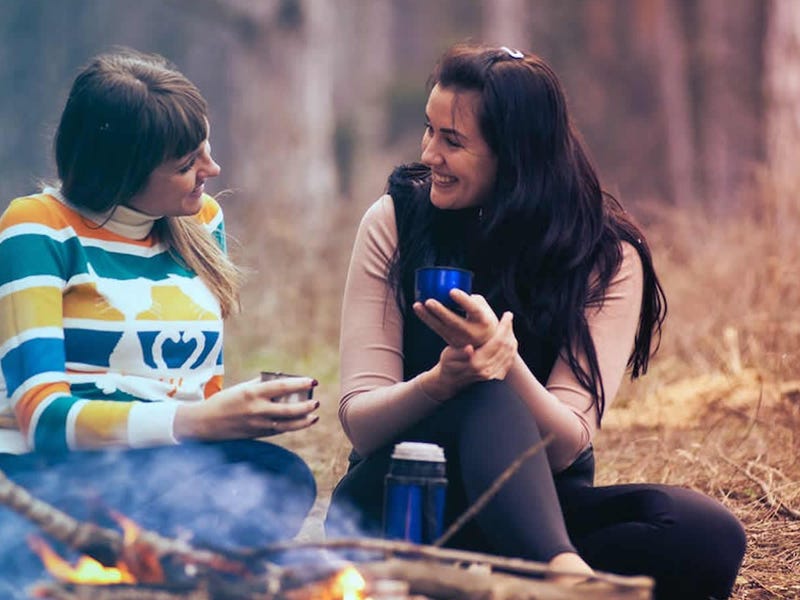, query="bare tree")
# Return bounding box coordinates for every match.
[652,0,696,207]
[695,0,764,213]
[181,0,338,230]
[764,0,800,203]
[482,0,532,50]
